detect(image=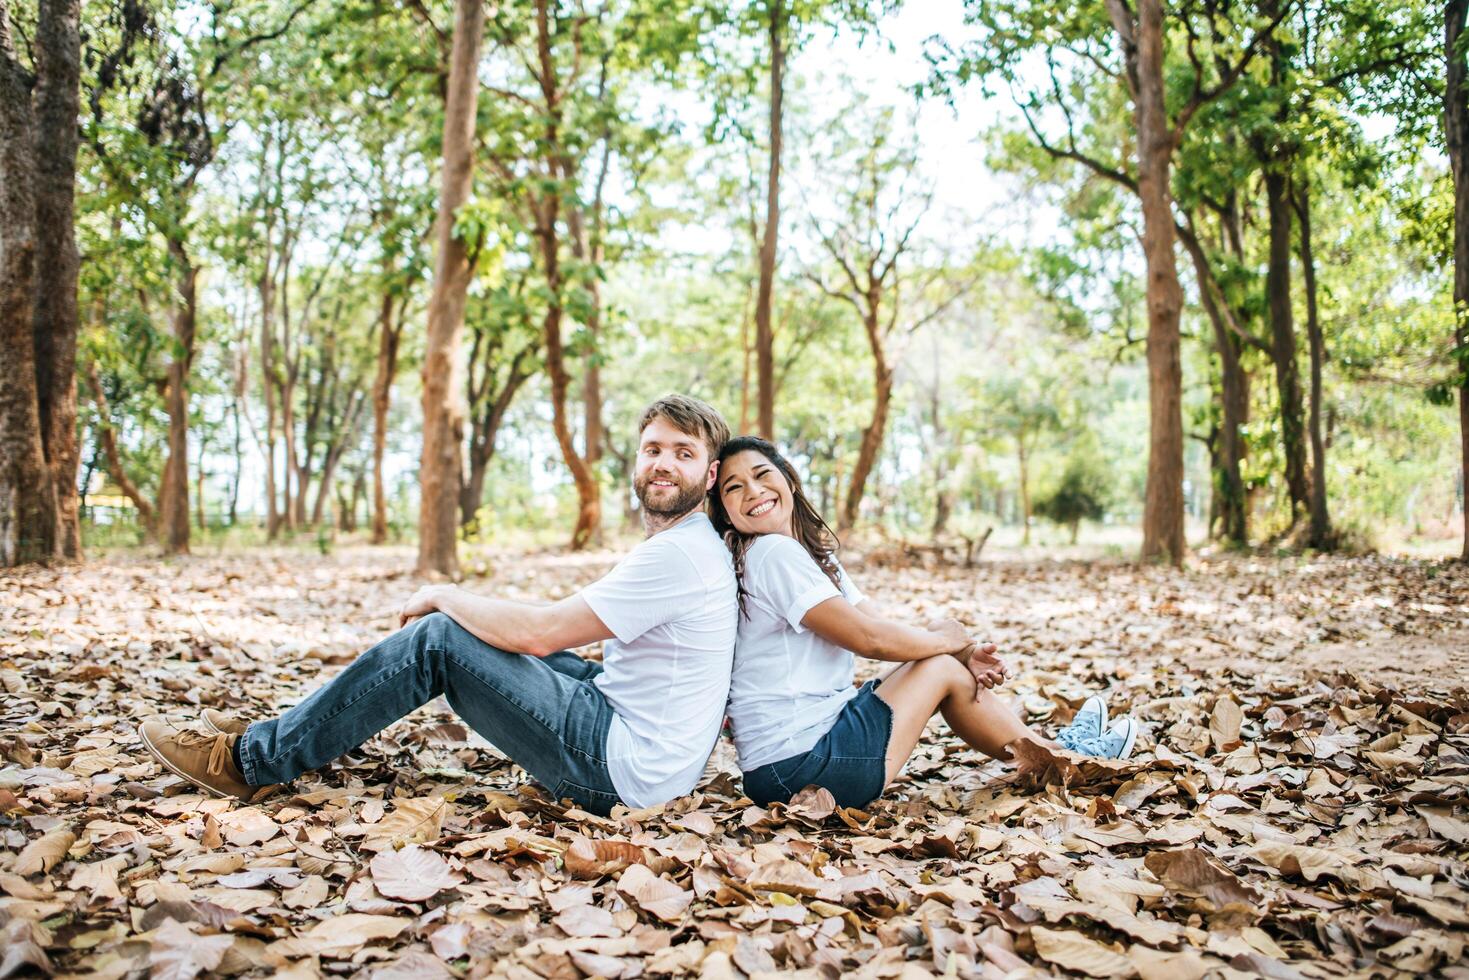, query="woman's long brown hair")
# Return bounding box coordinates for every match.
[708,436,841,616]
